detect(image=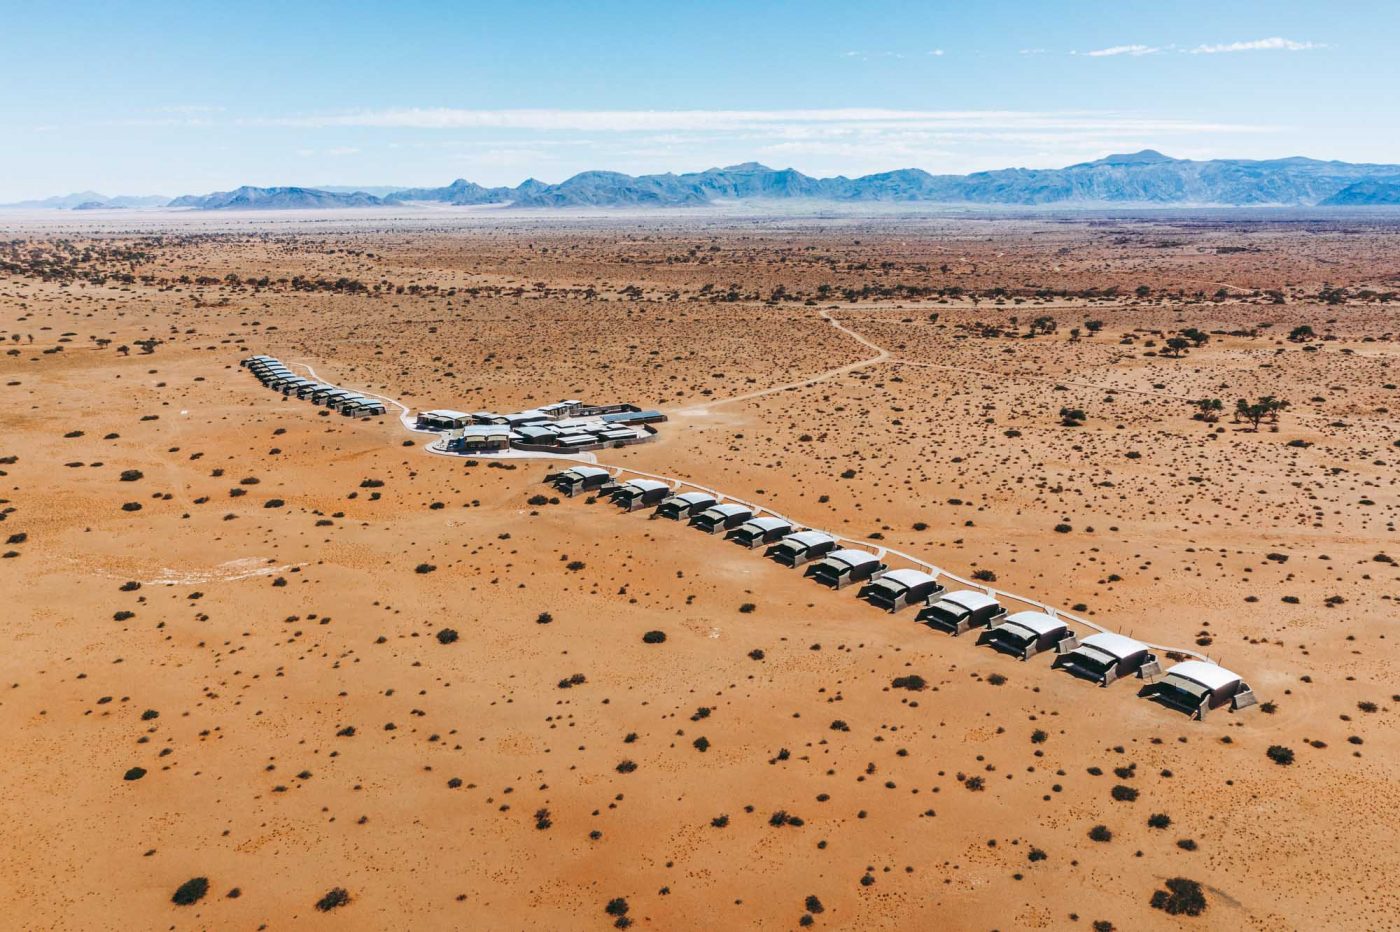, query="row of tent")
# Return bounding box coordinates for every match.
[546,467,1259,721]
[240,355,388,417]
